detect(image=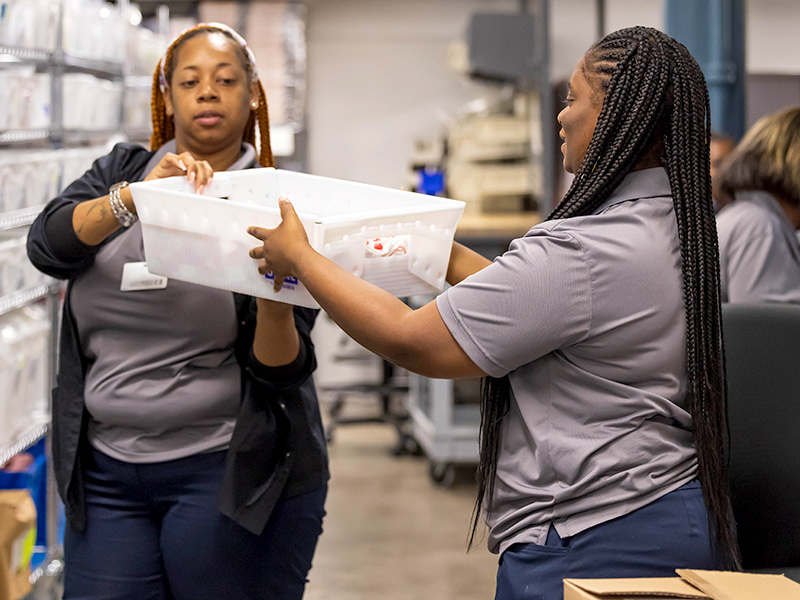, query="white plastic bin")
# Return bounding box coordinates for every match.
[130,169,466,308]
